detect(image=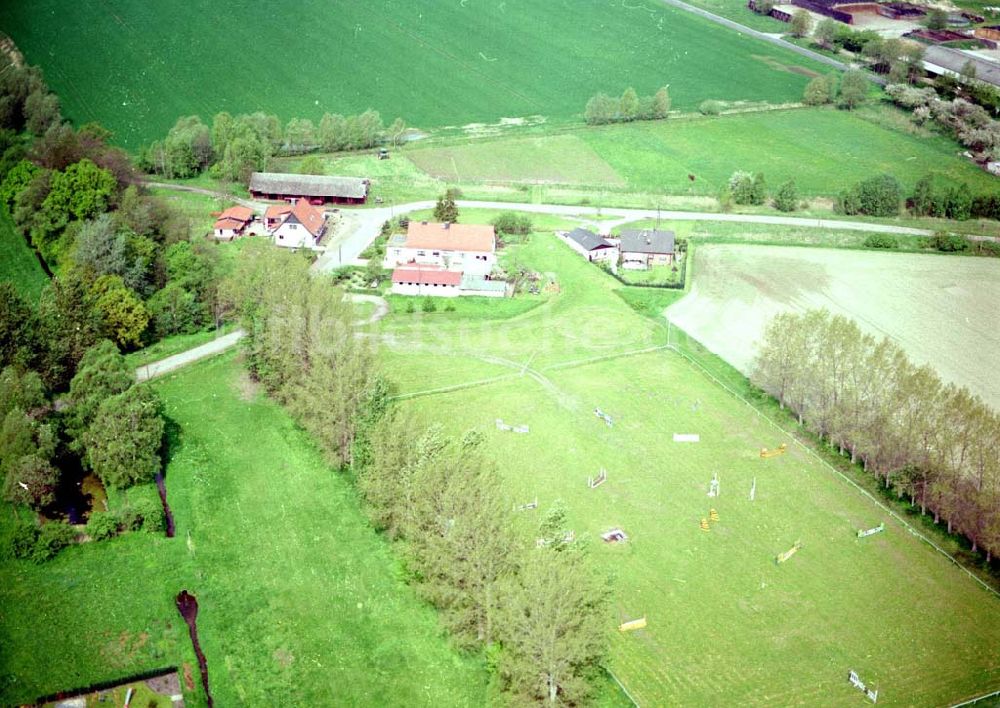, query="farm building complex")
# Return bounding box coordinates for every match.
[385,221,507,297]
[271,199,328,249]
[213,205,254,240]
[249,172,369,205]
